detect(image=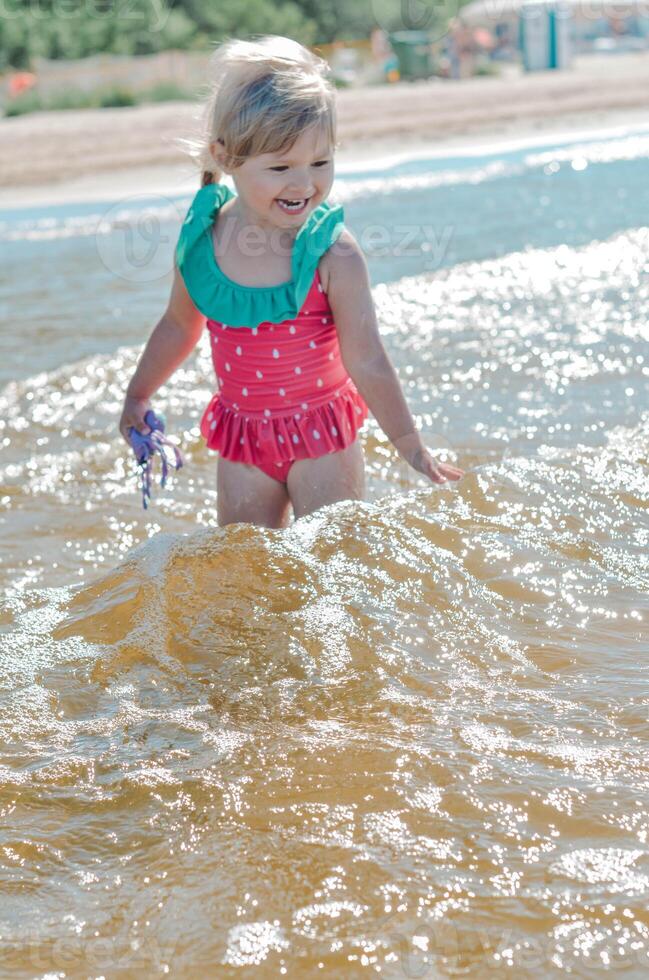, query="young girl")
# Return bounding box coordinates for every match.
[119,35,464,528]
